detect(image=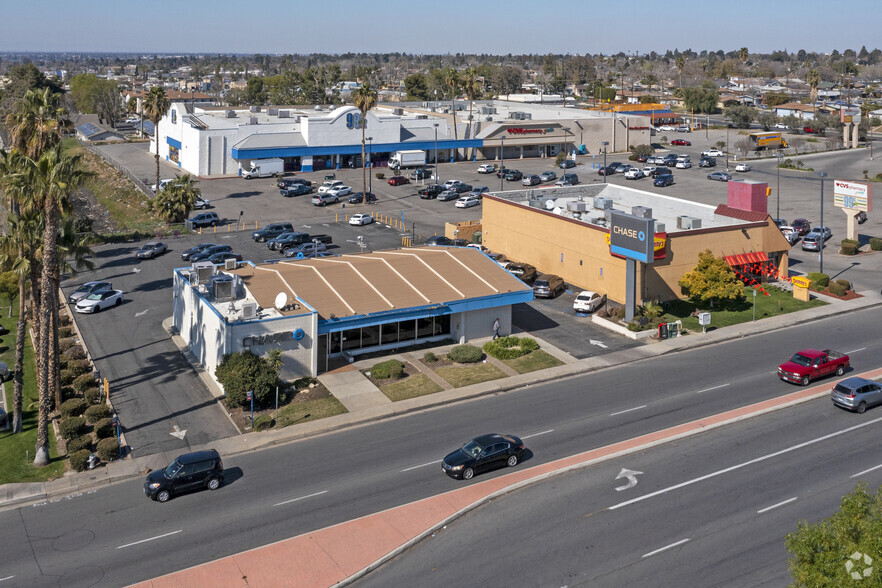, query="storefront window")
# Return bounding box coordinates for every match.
[361,325,380,347]
[341,329,361,351]
[399,320,416,342]
[381,323,398,344]
[330,331,341,354]
[417,317,434,338]
[436,315,451,335]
